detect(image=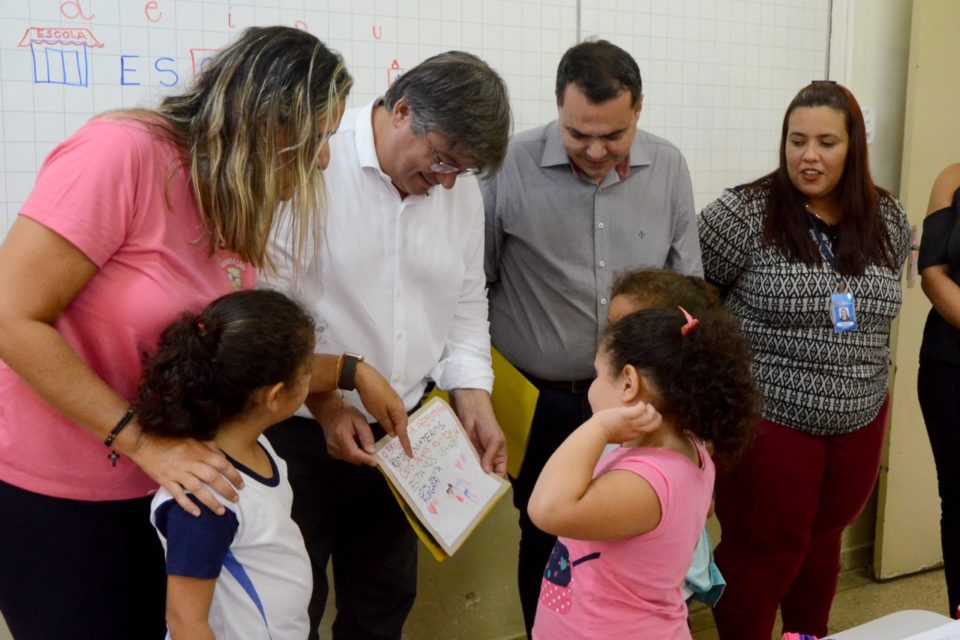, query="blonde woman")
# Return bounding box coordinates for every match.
[0,26,399,638]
